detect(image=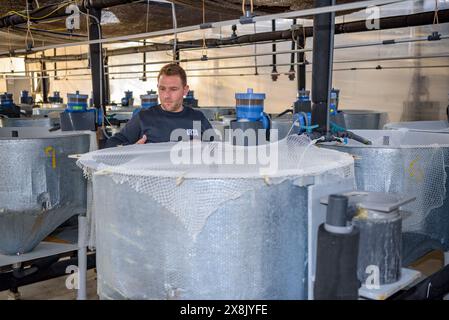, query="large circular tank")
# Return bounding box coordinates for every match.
[322,130,449,265]
[194,107,235,121]
[78,137,355,299]
[0,127,92,255]
[32,106,65,117]
[384,120,449,133]
[0,116,59,128]
[331,110,388,130]
[271,116,295,140]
